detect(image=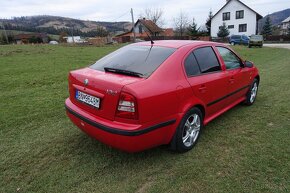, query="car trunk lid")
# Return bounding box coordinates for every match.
[69,67,144,120]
